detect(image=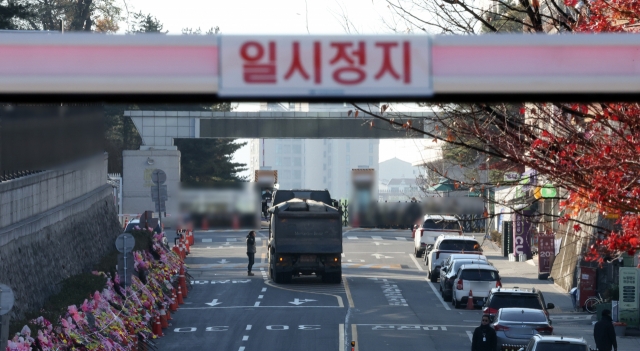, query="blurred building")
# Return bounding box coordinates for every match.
[249,103,379,200]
